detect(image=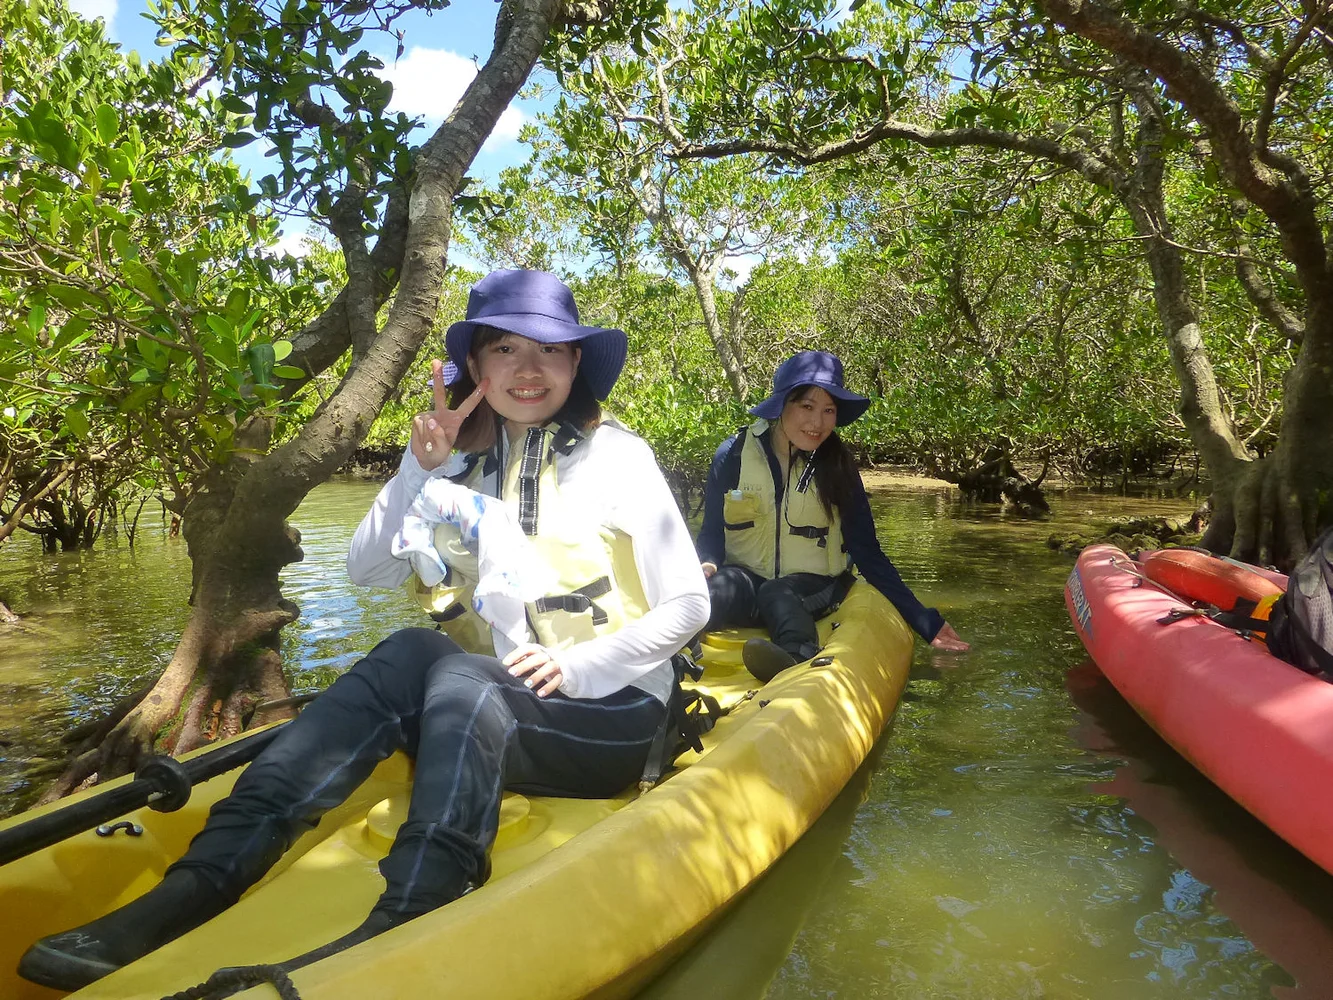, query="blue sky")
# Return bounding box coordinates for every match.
[69,0,544,256]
